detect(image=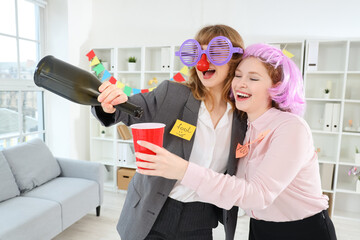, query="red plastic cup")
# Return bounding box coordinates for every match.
[130,123,166,169]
